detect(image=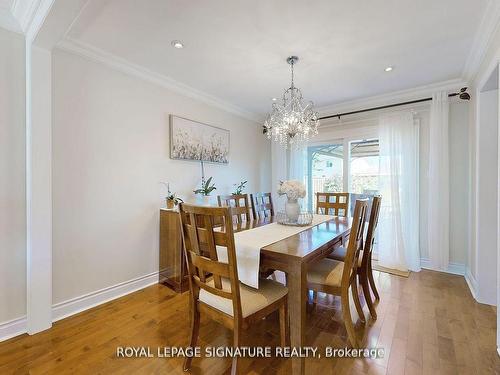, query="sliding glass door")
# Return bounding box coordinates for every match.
[349,139,380,194]
[307,143,344,211]
[348,138,380,217]
[307,136,380,213]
